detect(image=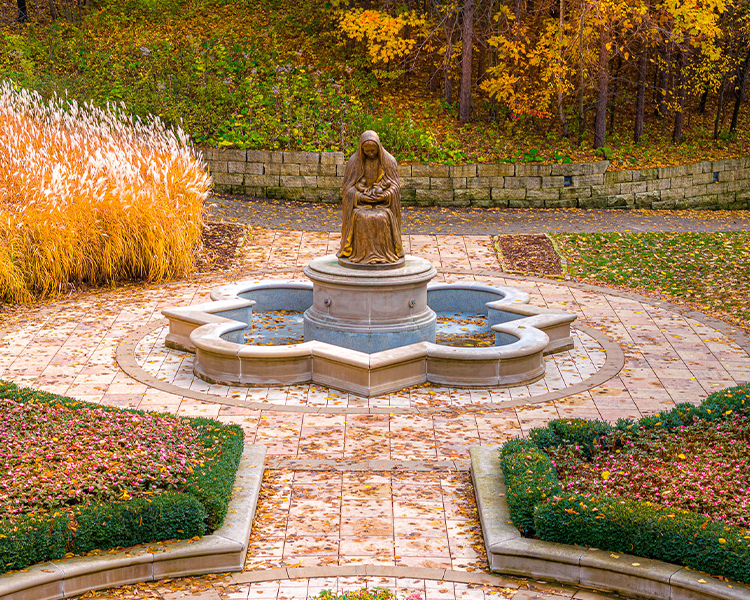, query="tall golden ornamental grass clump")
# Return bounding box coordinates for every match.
[0,81,211,303]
